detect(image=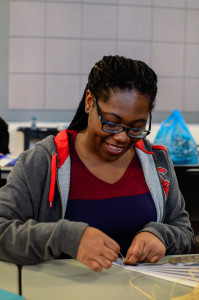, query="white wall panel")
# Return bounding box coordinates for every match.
[46,3,82,38]
[186,10,199,43]
[151,43,184,77]
[7,0,199,115]
[81,40,116,74]
[118,6,152,40]
[10,1,45,36]
[185,79,199,112]
[45,75,80,109]
[153,8,185,42]
[155,77,184,112]
[9,74,44,109]
[185,45,199,77]
[9,38,45,73]
[82,4,117,39]
[117,41,151,65]
[46,39,81,74]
